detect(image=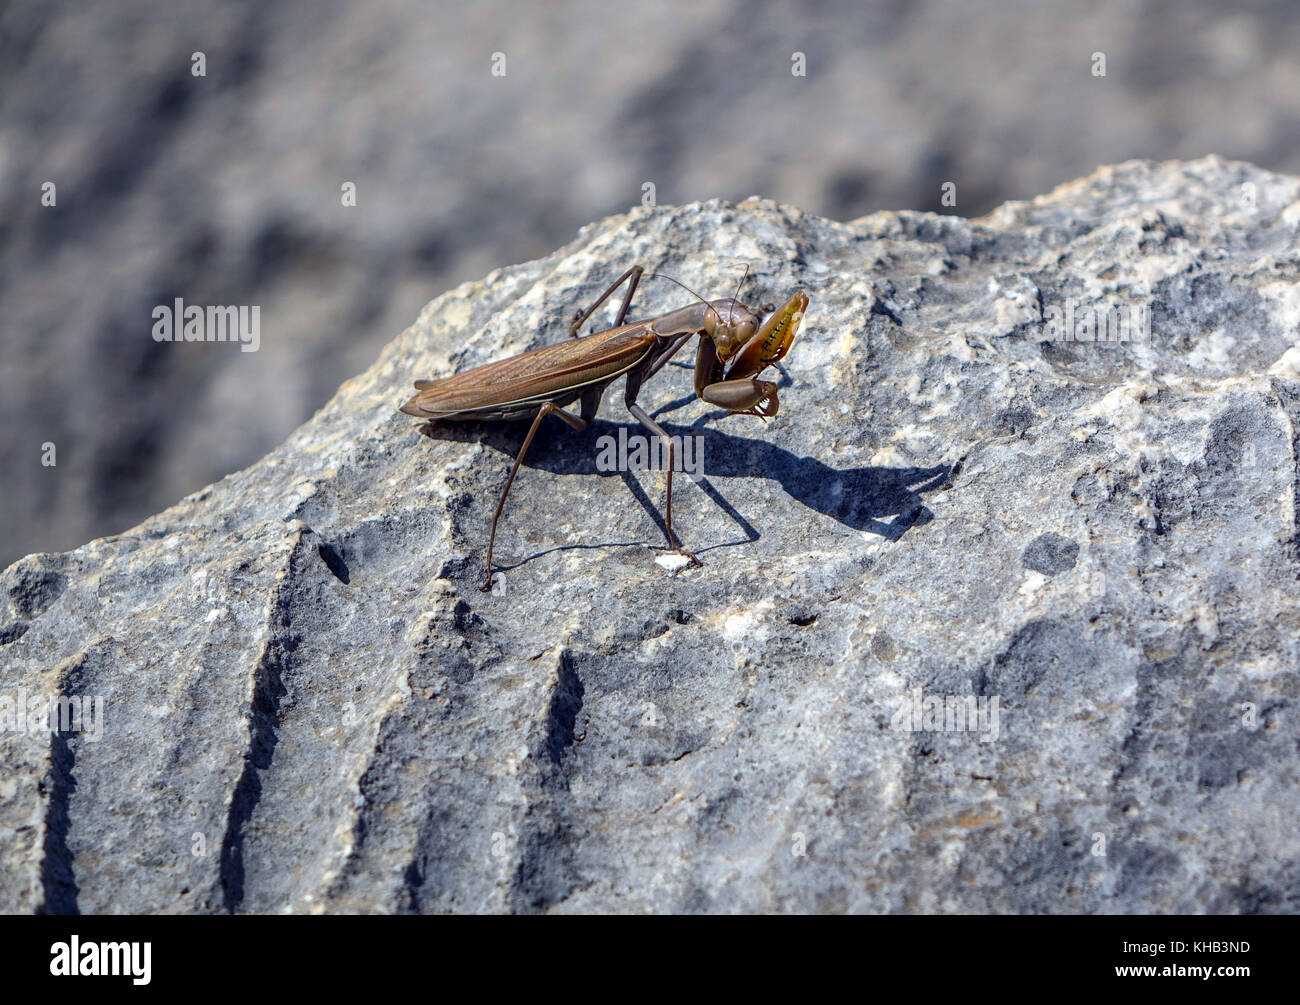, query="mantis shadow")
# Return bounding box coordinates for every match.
[415,410,953,569]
